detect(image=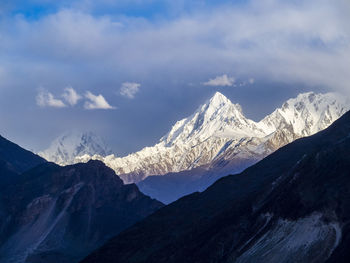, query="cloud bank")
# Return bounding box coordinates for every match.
[1,0,349,97]
[2,0,350,156]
